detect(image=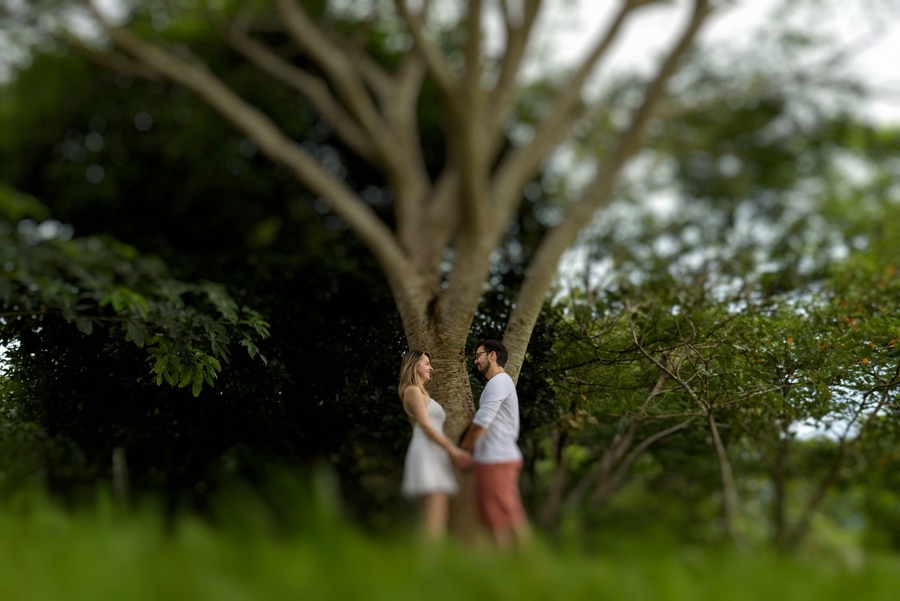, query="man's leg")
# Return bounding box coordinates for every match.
[497,461,530,549]
[475,462,530,549]
[511,517,533,548]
